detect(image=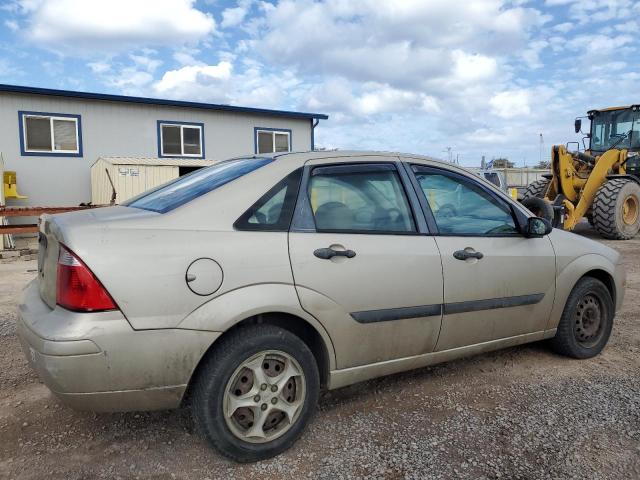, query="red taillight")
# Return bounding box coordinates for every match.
[56,246,117,312]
